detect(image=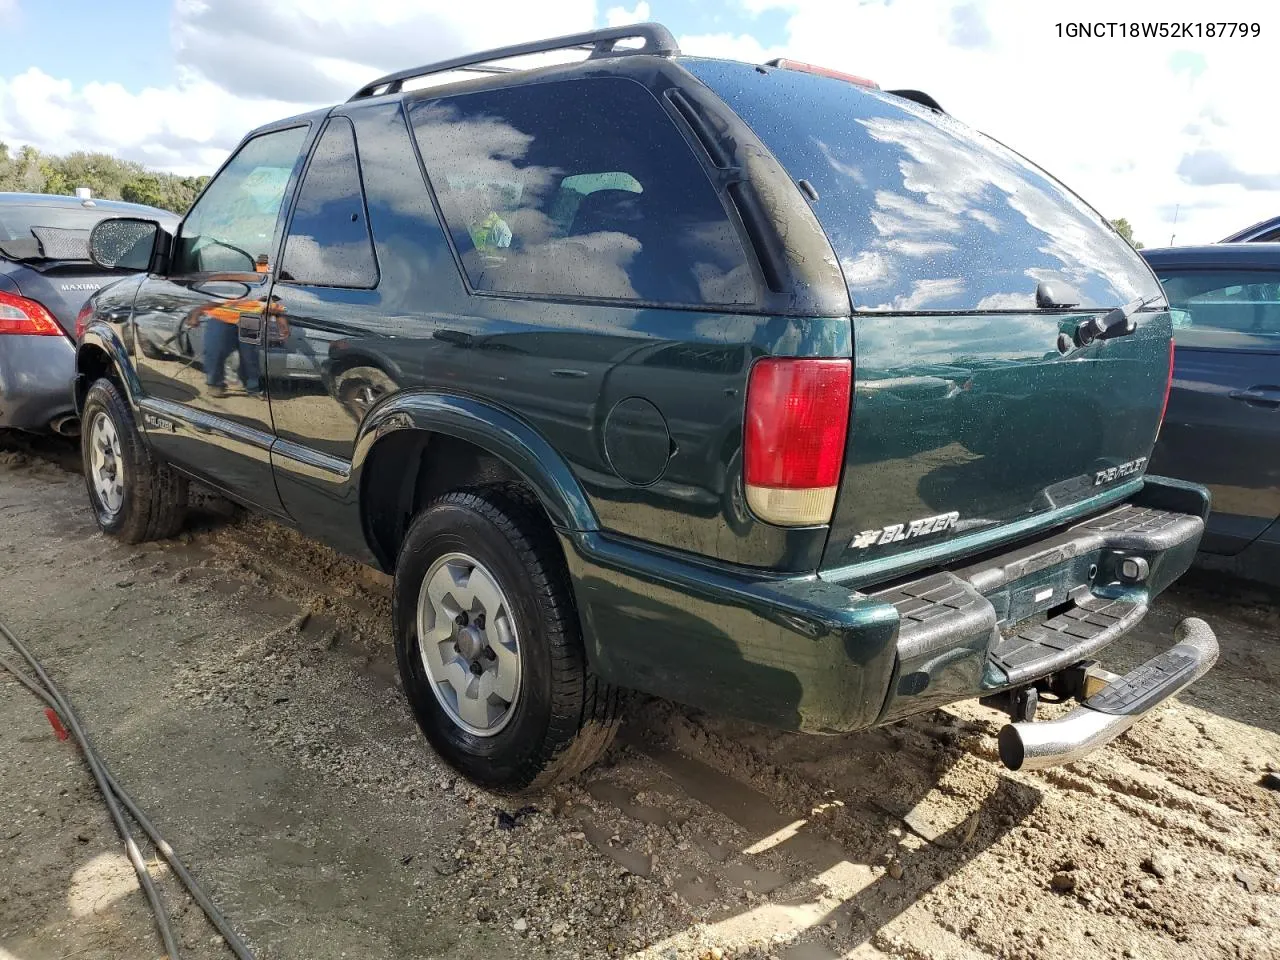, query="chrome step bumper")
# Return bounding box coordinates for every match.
[998,617,1218,771]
